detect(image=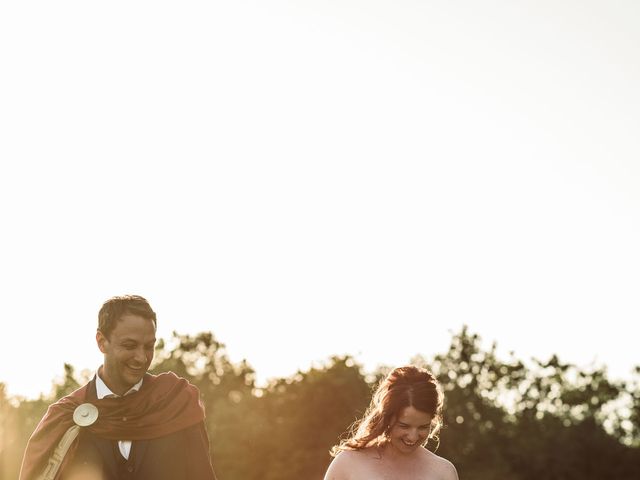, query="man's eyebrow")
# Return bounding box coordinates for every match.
[119,337,157,343]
